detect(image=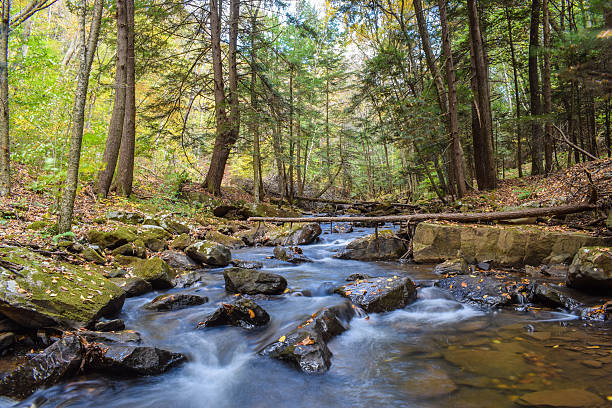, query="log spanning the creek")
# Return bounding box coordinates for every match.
[248,203,597,224]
